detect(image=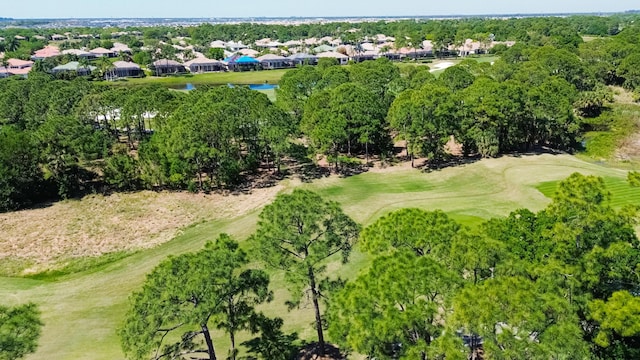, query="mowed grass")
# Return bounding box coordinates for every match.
[2,154,637,360]
[537,176,640,208]
[107,69,290,87]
